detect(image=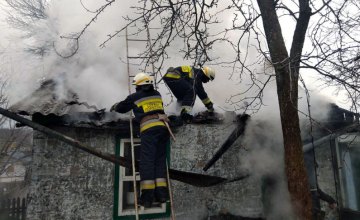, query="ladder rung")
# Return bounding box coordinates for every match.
[127,56,150,59]
[128,74,155,77]
[127,39,148,42]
